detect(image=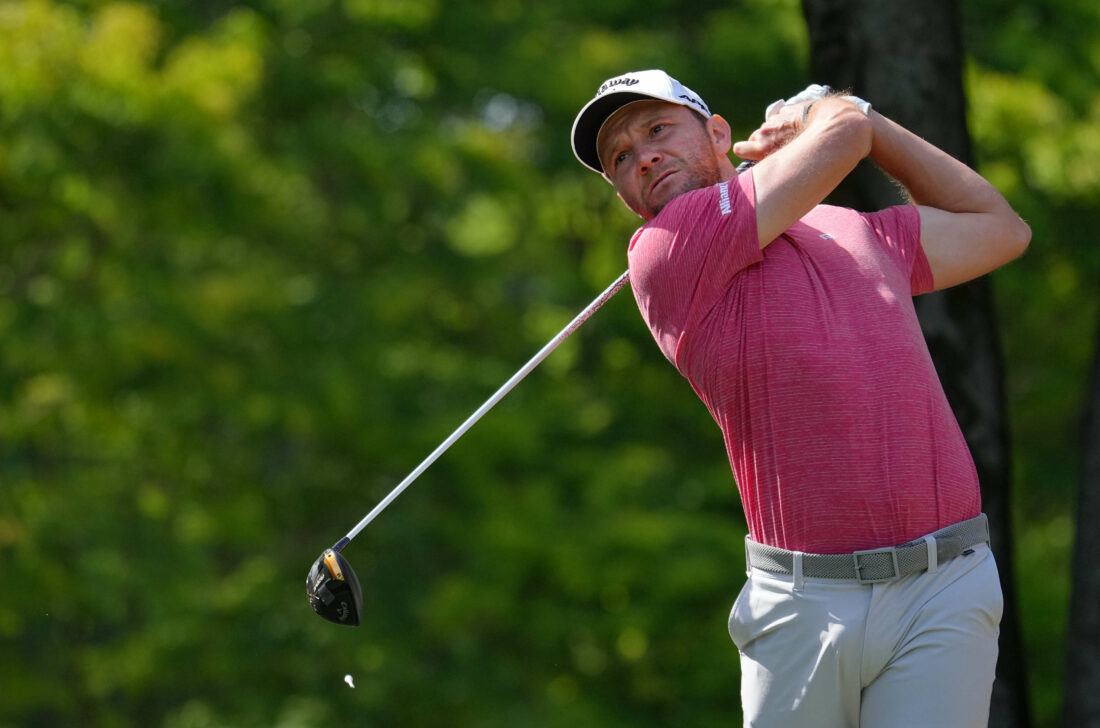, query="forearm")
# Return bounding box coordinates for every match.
[867,111,1006,214]
[867,110,1030,288]
[738,84,1029,284]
